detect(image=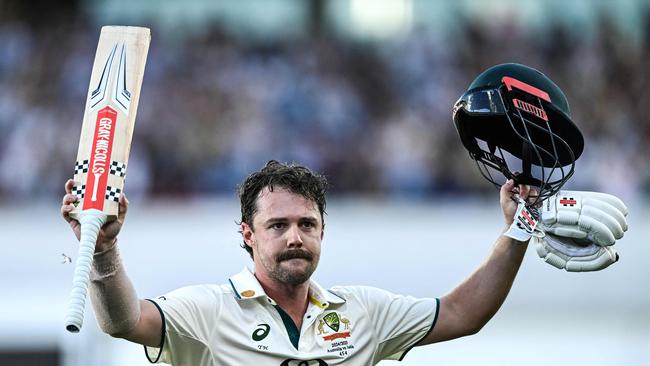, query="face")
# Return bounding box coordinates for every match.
[242,186,324,286]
